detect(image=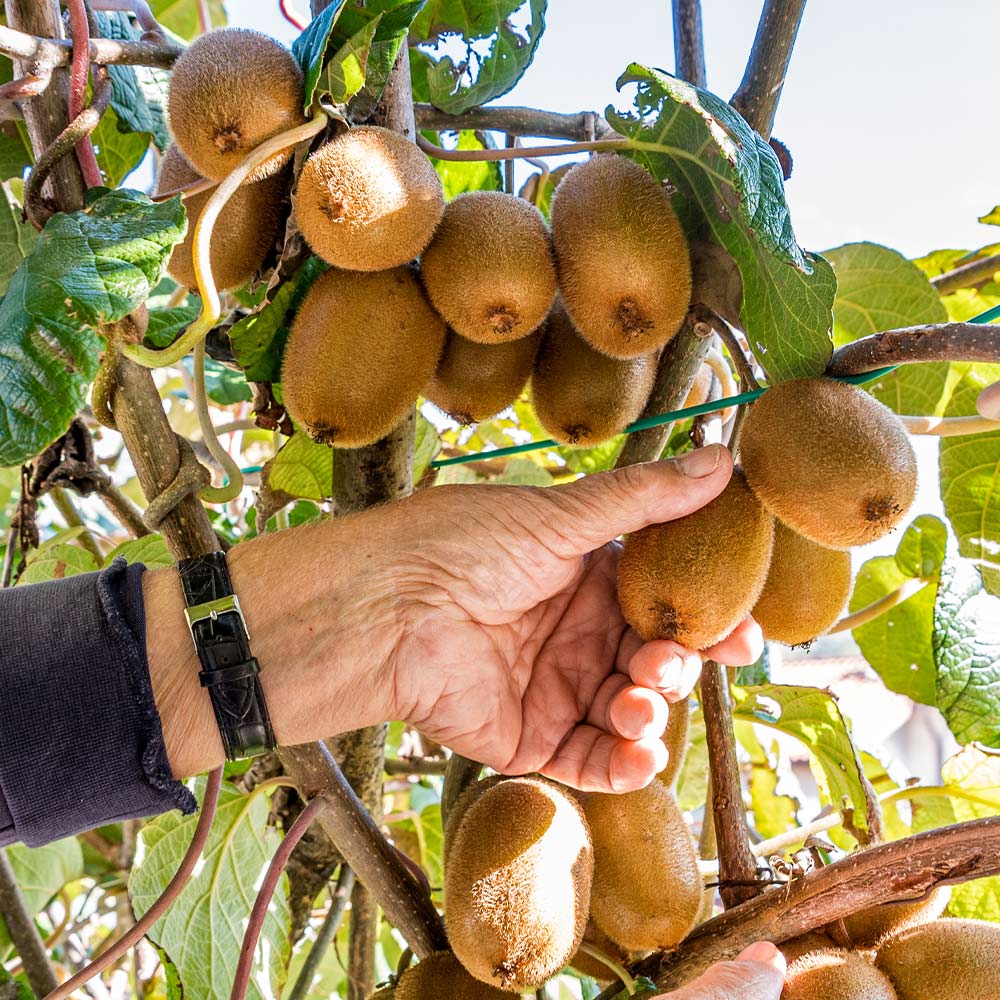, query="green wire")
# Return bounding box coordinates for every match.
[430,303,1000,470]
